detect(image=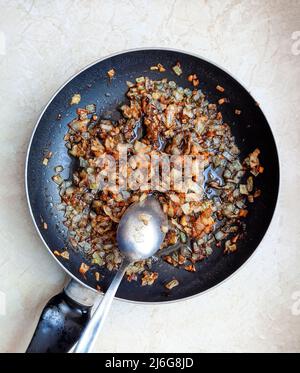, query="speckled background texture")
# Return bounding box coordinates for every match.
[0,0,299,353]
